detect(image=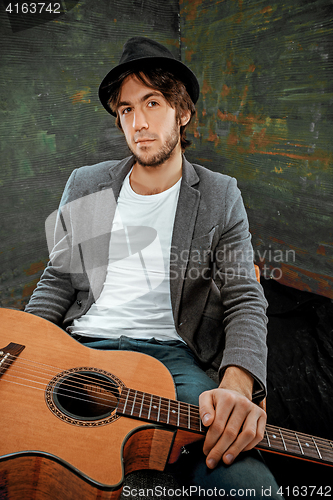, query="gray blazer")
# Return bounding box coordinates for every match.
[25,155,268,401]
